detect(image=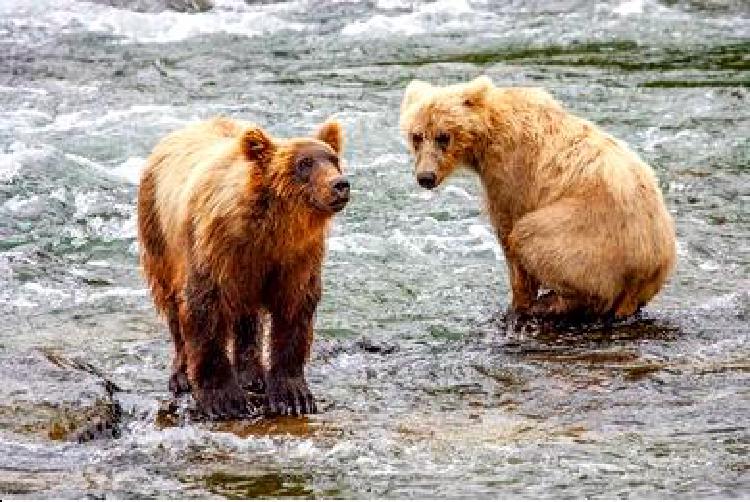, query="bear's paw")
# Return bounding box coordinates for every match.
[193,380,251,420]
[264,375,317,417]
